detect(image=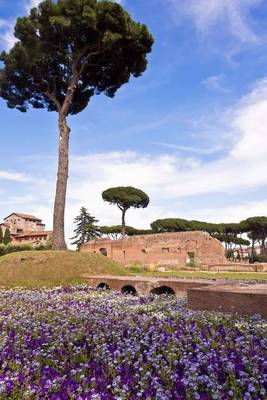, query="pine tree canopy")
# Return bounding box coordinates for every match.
[102,186,150,211]
[0,0,154,115]
[0,0,153,250]
[71,207,100,249]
